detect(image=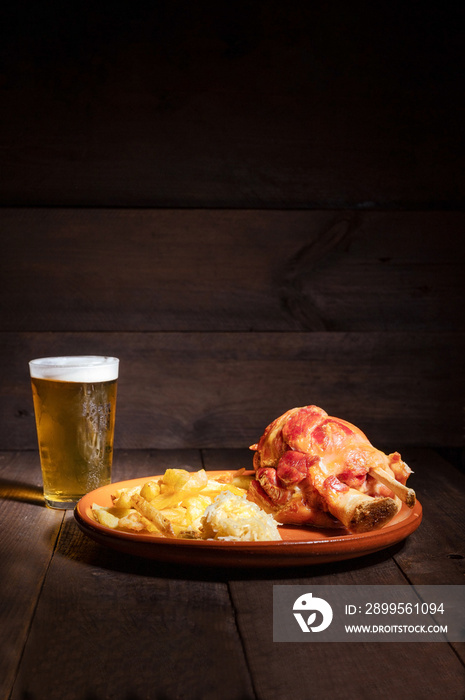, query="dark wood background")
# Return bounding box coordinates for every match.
[1,2,464,459]
[1,2,464,209]
[1,7,465,699]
